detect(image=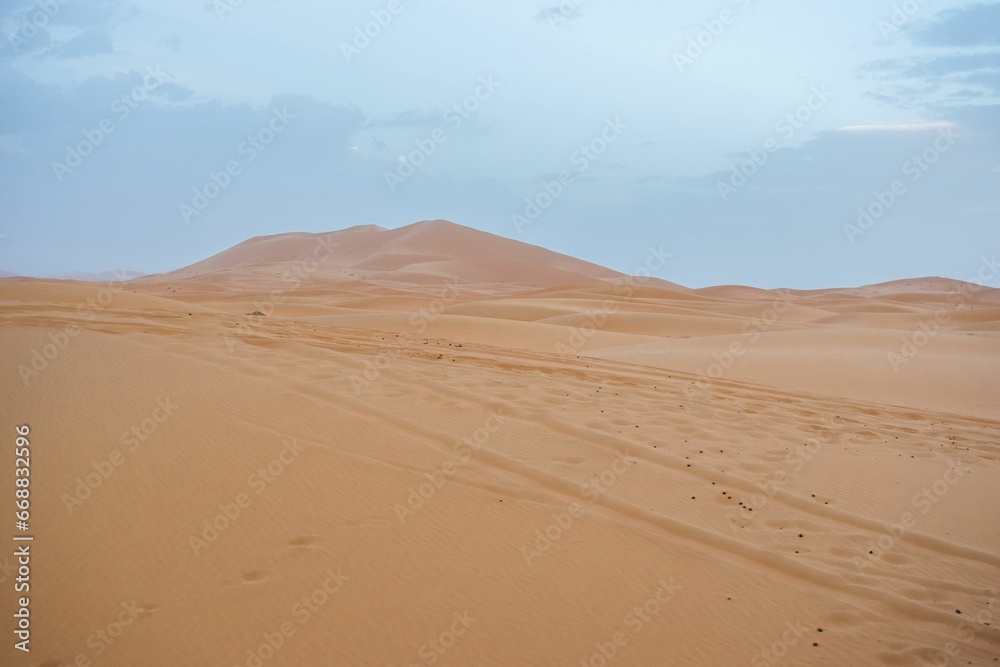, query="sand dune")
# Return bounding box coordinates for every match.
[164,220,681,291]
[1,220,998,666]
